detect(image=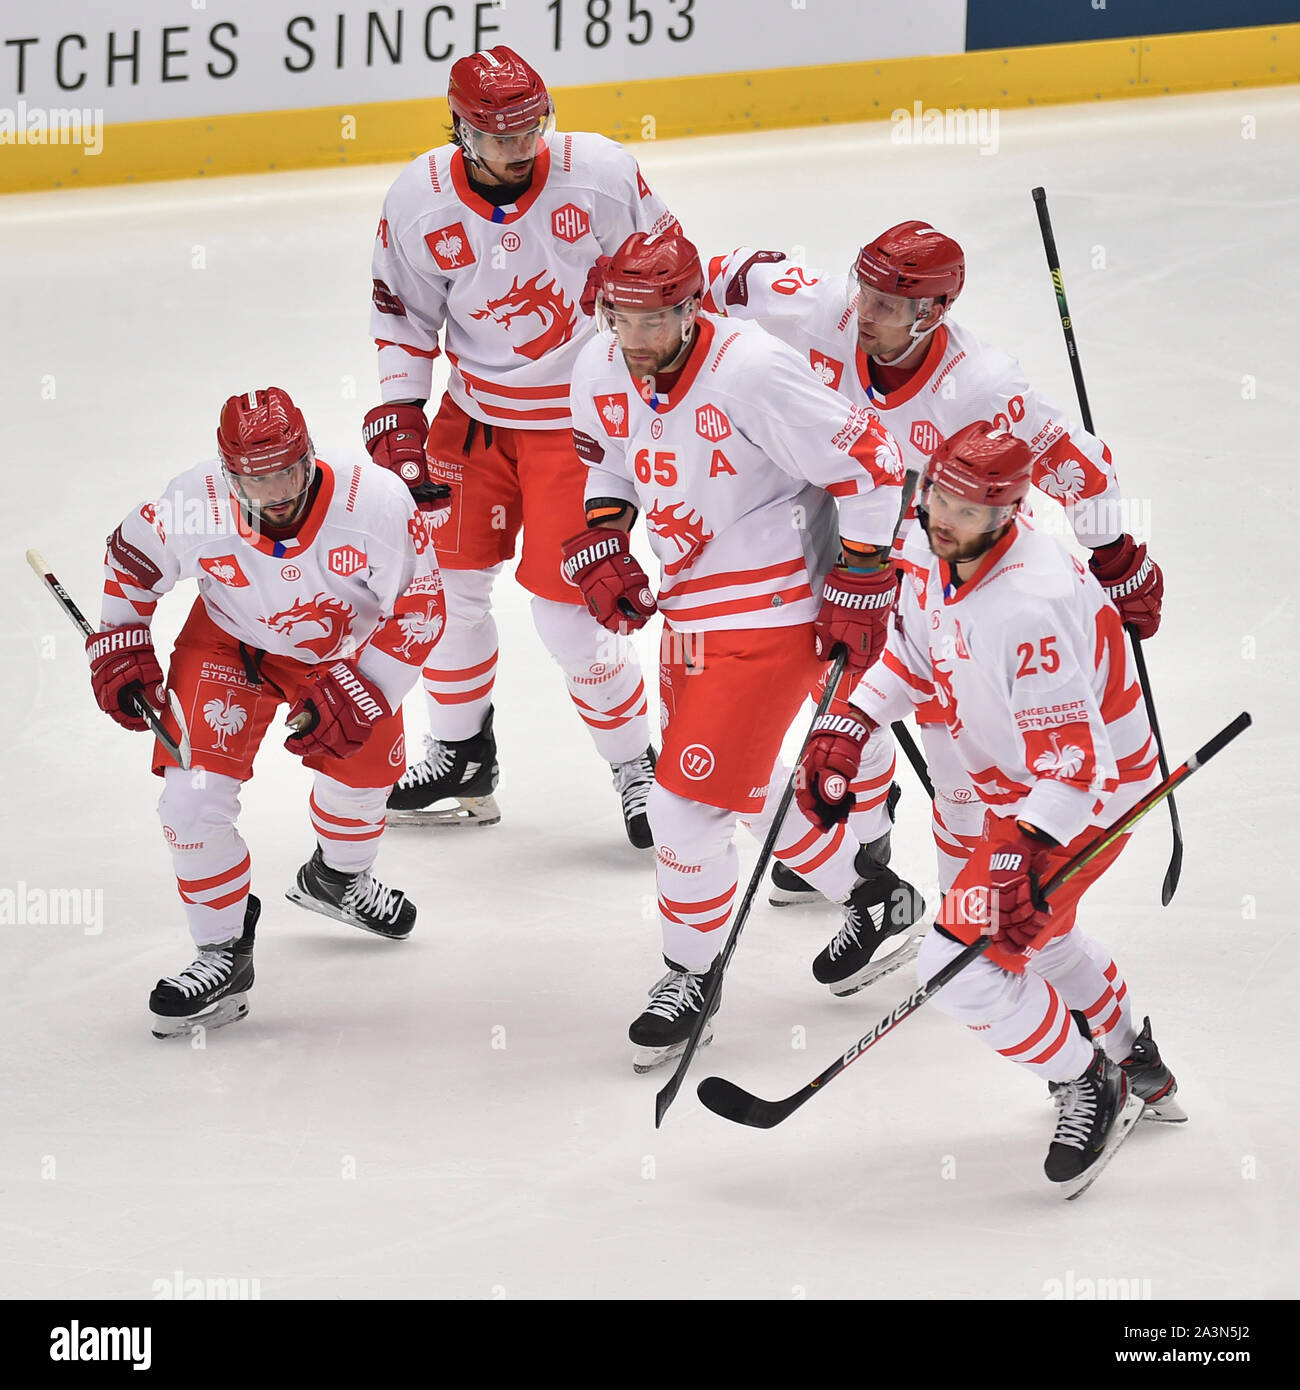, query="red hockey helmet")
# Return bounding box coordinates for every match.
[217,388,315,526]
[600,230,705,312]
[217,387,311,475]
[923,421,1032,509]
[854,221,965,304]
[448,47,553,137]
